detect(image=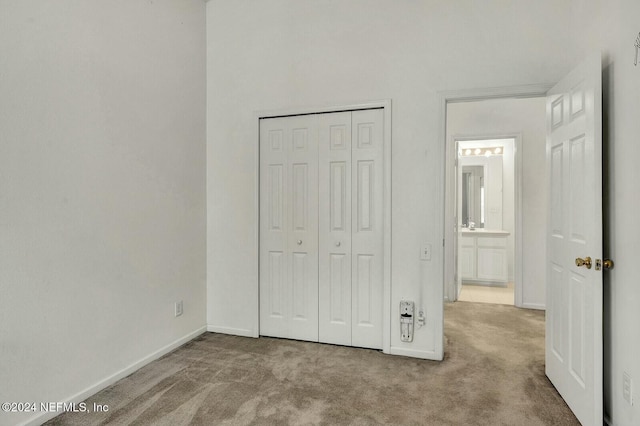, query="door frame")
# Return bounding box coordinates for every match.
[447,133,522,304]
[437,84,552,342]
[254,99,392,353]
